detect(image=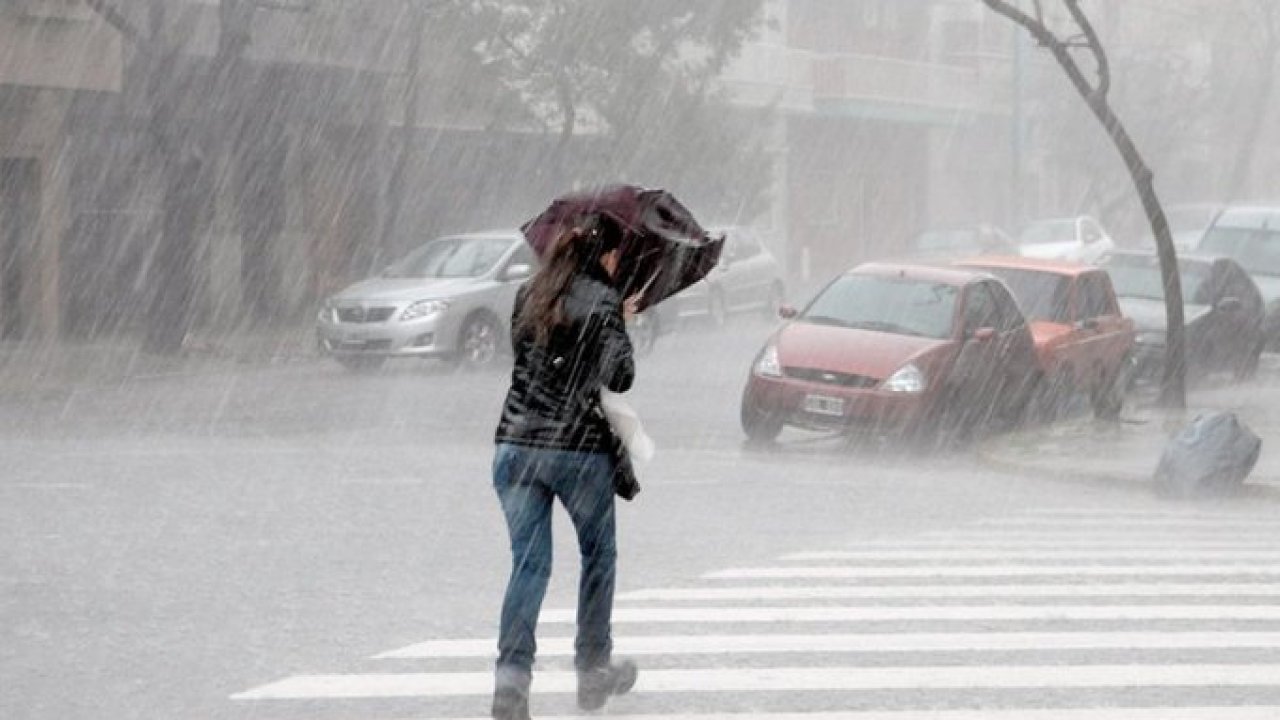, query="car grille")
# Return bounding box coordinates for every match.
[336,306,396,323]
[333,339,393,351]
[784,367,879,389]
